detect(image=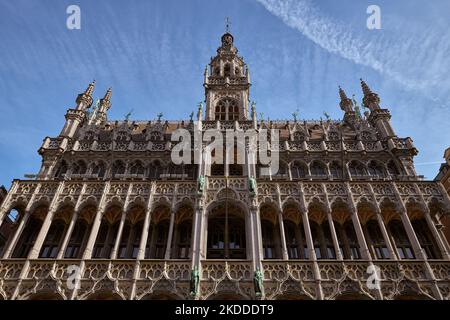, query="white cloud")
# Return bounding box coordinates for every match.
[256,0,450,106]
